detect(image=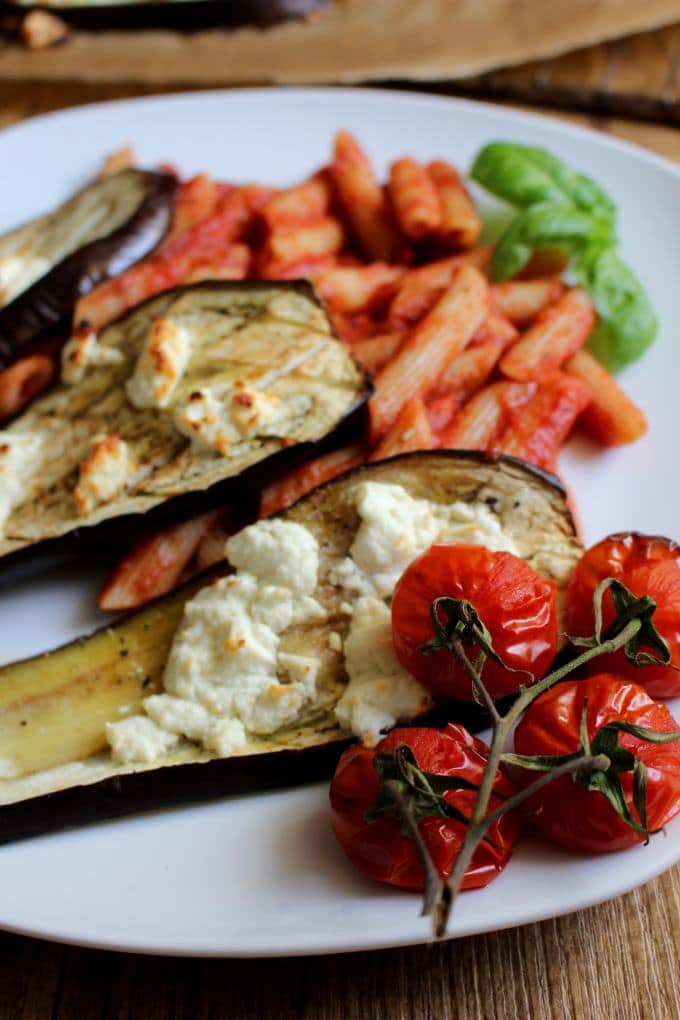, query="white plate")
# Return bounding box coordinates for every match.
[0,88,679,958]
